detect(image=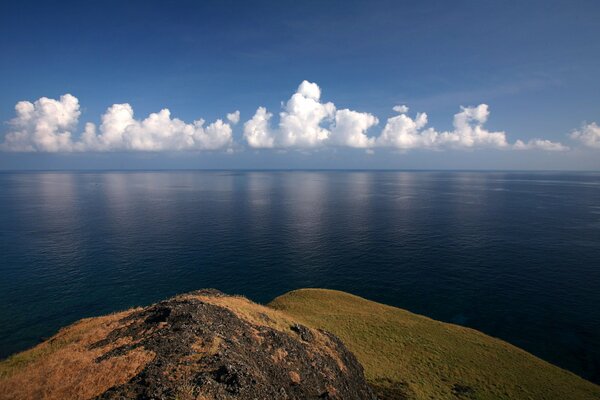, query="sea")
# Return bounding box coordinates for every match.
[0,171,598,383]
